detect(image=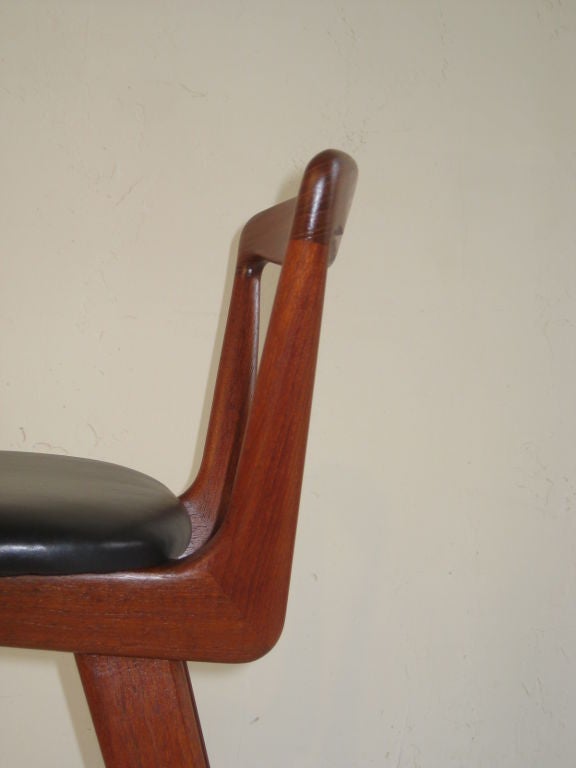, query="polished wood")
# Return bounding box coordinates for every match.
[0,149,357,767]
[180,257,261,552]
[77,655,209,767]
[0,149,357,663]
